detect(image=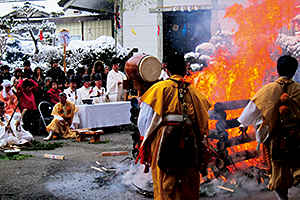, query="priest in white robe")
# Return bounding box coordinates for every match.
[77,74,93,104]
[63,75,80,128]
[0,101,33,148]
[106,61,127,102]
[90,73,110,104]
